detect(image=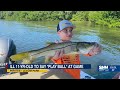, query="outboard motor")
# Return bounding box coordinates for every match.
[0,37,16,75]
